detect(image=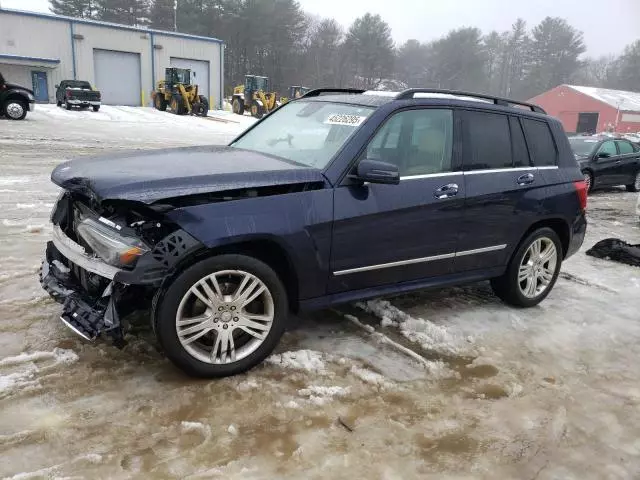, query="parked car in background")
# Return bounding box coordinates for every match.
[569,136,640,193]
[55,80,101,111]
[0,71,35,120]
[39,88,587,378]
